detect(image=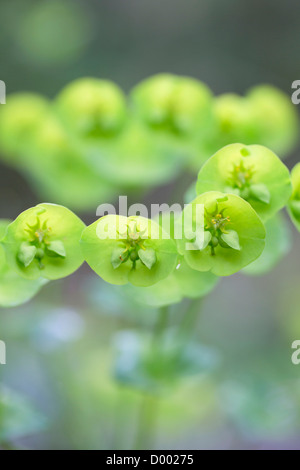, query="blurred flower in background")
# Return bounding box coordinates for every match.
[0,0,300,451]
